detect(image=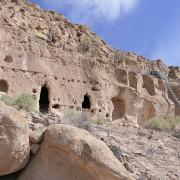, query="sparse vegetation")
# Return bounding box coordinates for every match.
[63,108,107,130]
[113,50,122,63]
[64,108,91,129]
[0,94,36,112]
[0,95,14,106]
[93,115,106,125]
[148,116,180,130]
[78,38,91,54]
